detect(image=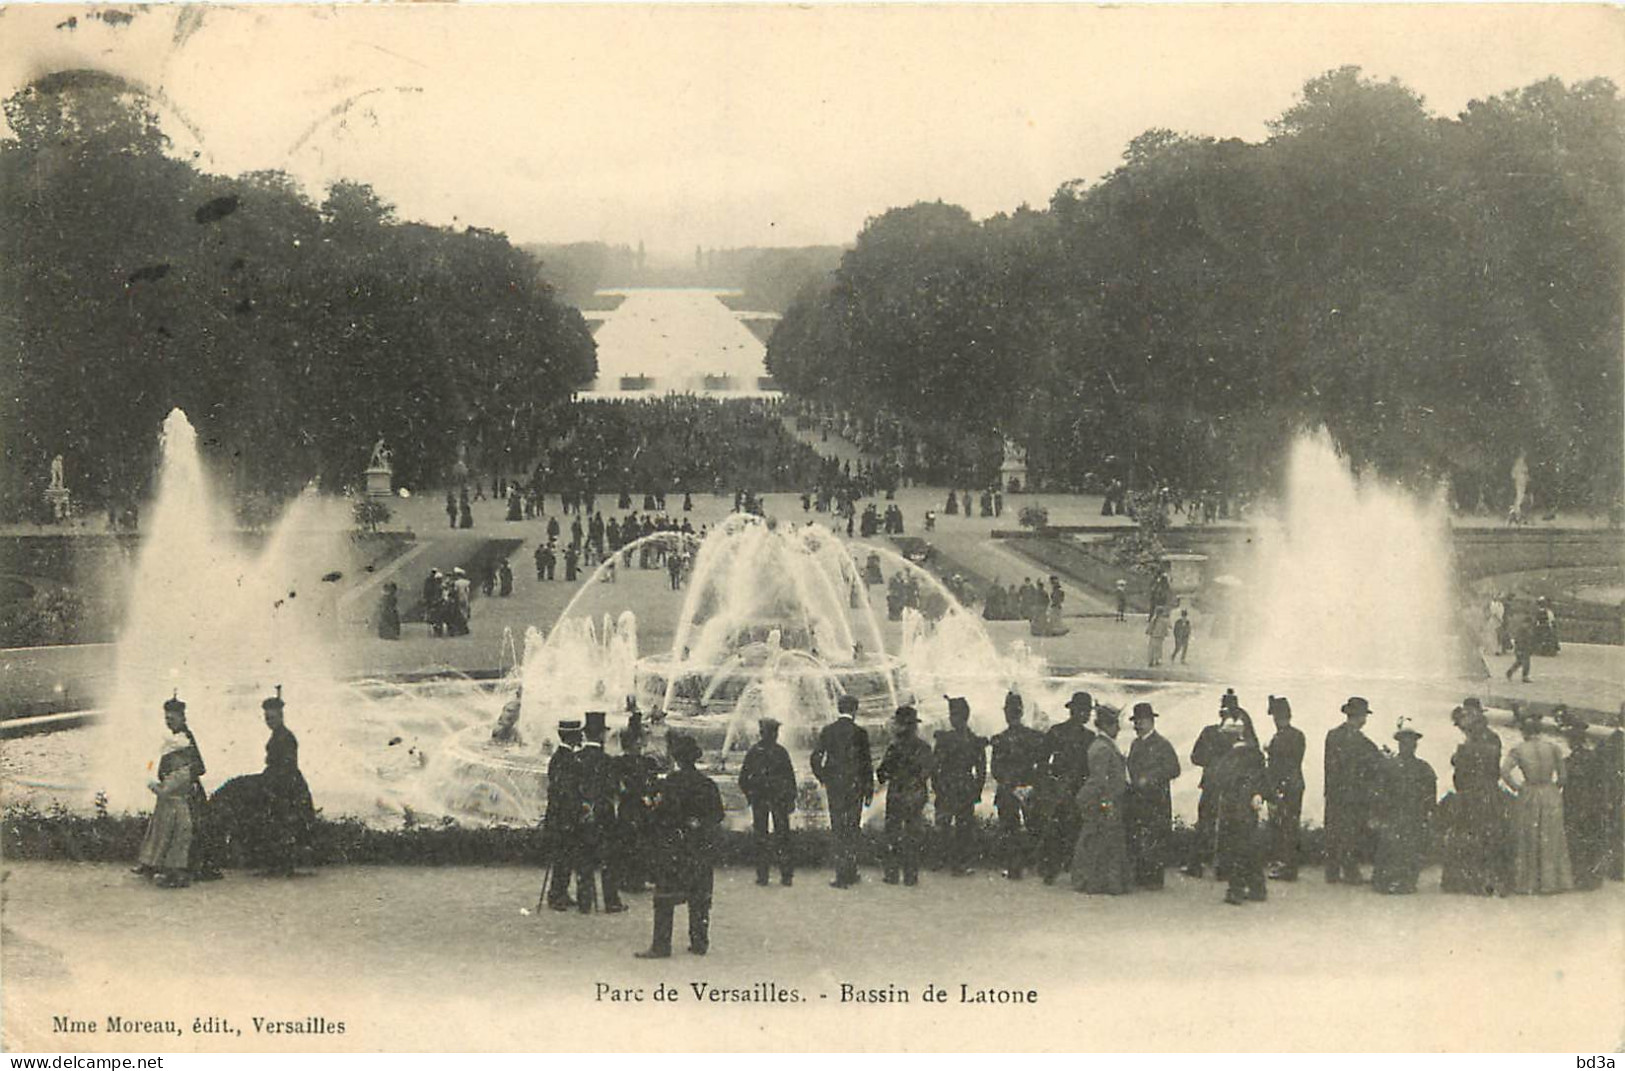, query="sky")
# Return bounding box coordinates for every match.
[3,4,1621,261]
